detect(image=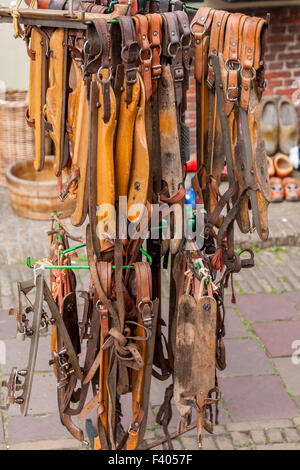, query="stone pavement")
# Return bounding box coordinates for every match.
[1,187,300,450]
